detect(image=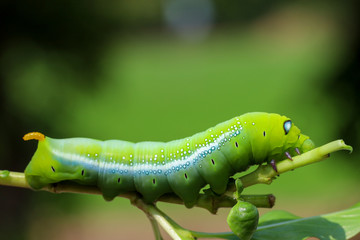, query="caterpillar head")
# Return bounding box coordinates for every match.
[266,113,315,160]
[24,133,87,189]
[245,113,315,163]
